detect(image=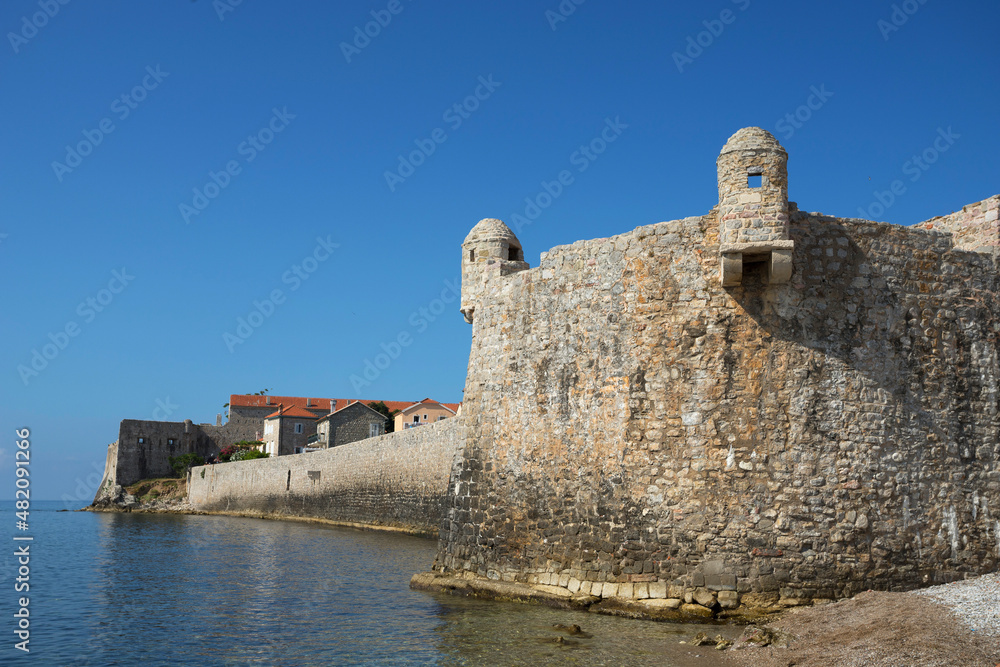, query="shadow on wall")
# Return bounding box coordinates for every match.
[724,215,1000,570]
